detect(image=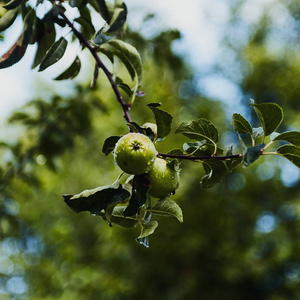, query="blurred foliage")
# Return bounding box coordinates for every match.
[1,0,300,299]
